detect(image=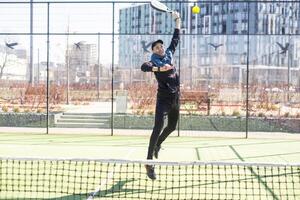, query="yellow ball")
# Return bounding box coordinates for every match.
[192,5,200,14]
